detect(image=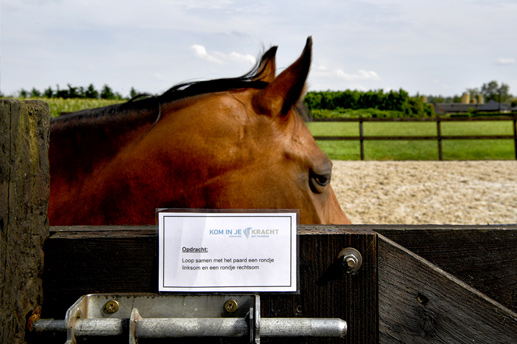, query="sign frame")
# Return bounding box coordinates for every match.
[157,209,299,293]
